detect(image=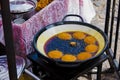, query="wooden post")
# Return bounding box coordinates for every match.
[0,0,17,80]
